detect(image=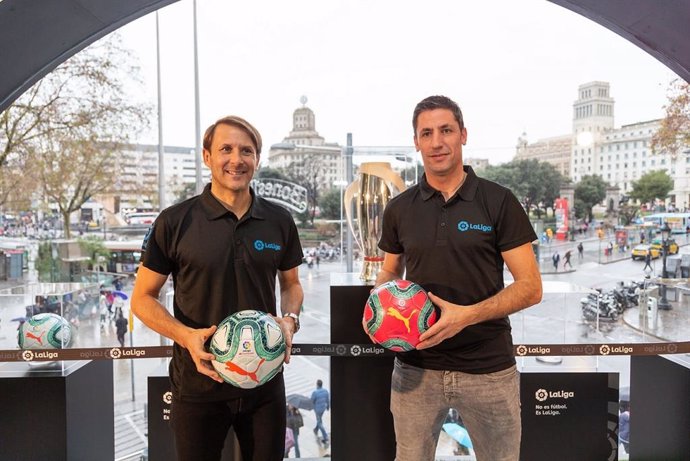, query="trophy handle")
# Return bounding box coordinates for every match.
[344,179,363,252]
[359,162,407,194]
